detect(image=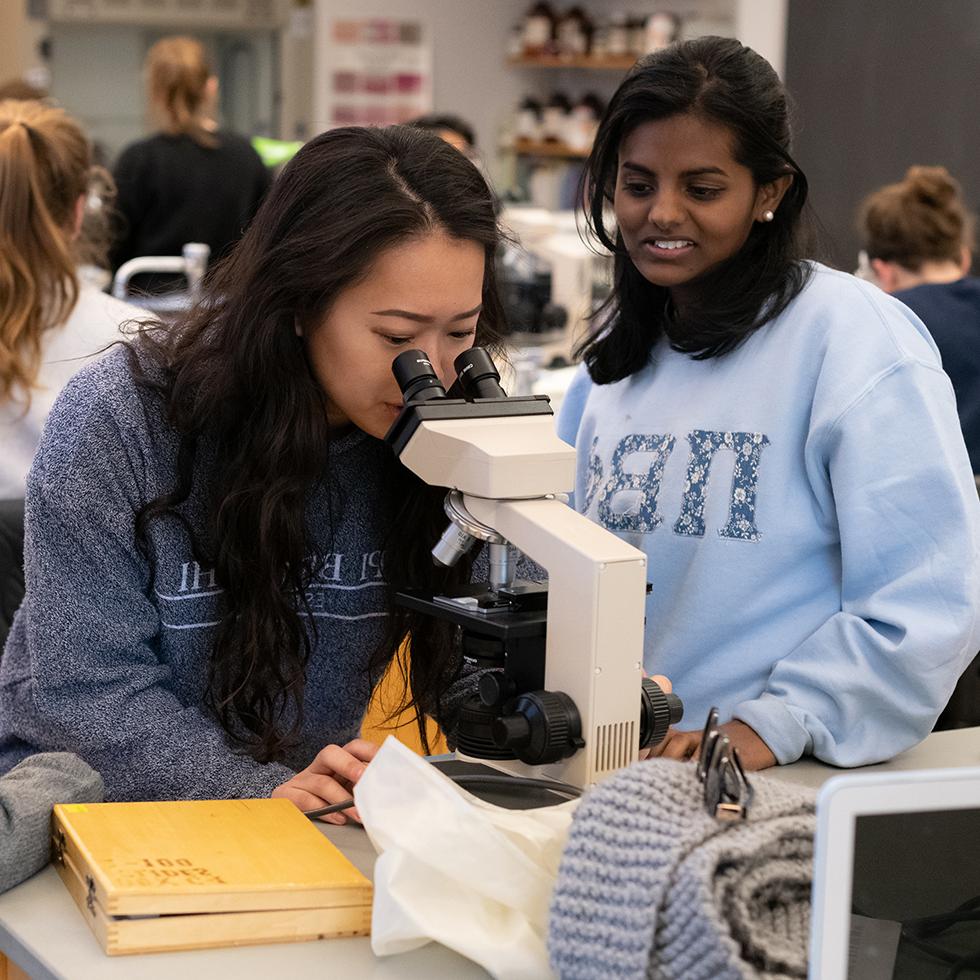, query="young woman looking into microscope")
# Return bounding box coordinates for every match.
[0,126,514,822]
[558,36,980,771]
